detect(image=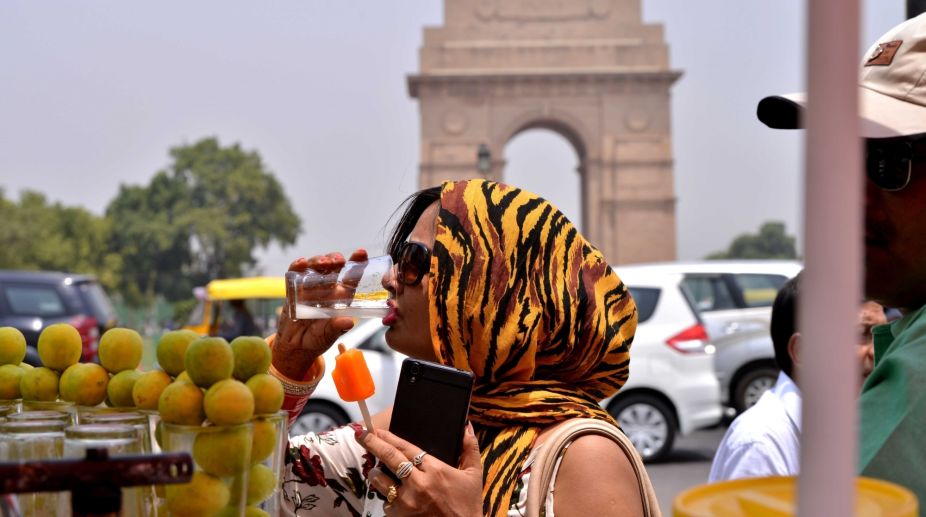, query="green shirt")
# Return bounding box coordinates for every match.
[859,303,926,509]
